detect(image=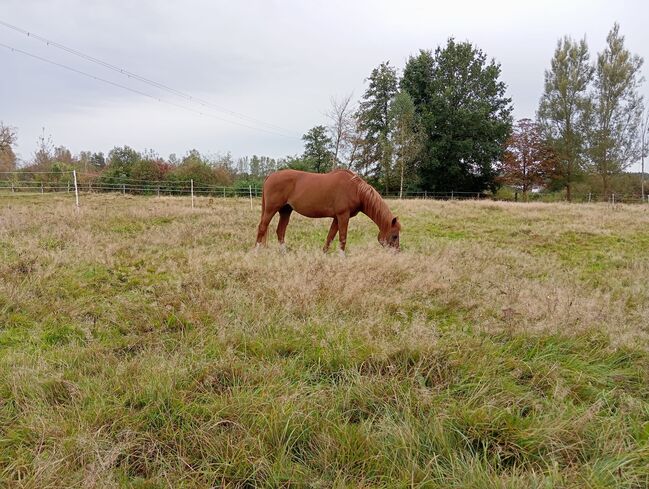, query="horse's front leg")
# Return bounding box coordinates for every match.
[323,218,338,253]
[336,213,350,255]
